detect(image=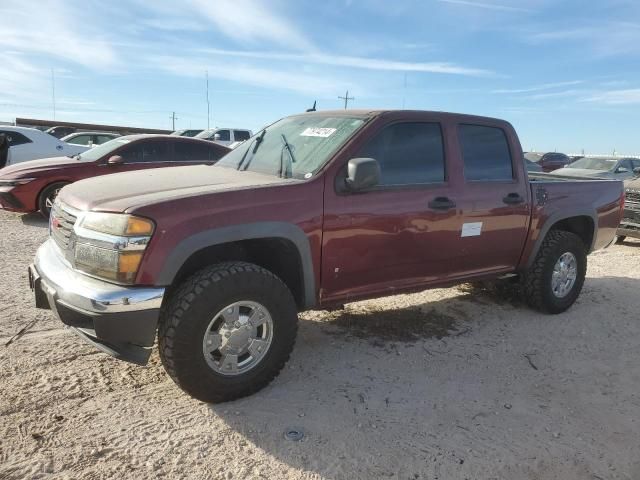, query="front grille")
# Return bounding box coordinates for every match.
[626,190,640,205]
[50,202,78,251]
